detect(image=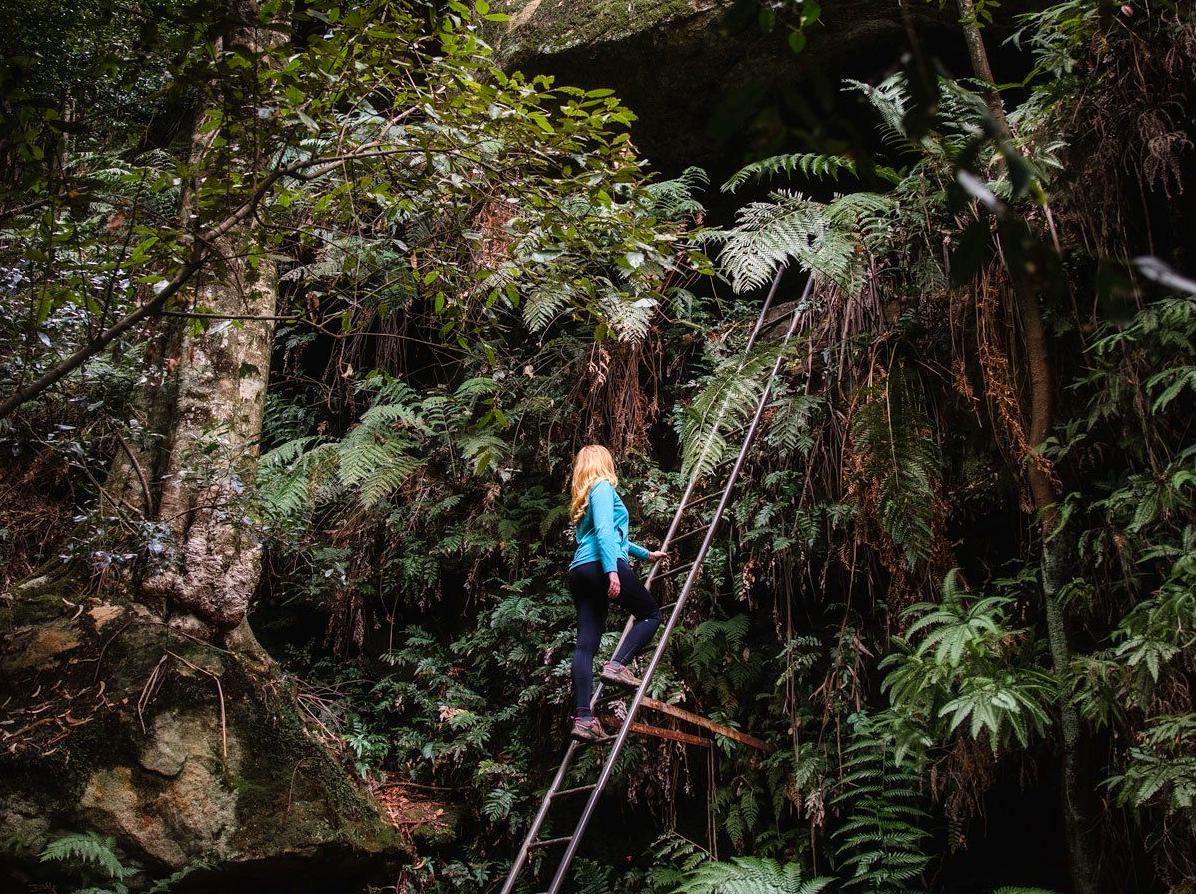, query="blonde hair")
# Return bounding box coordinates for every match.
[570,445,618,523]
